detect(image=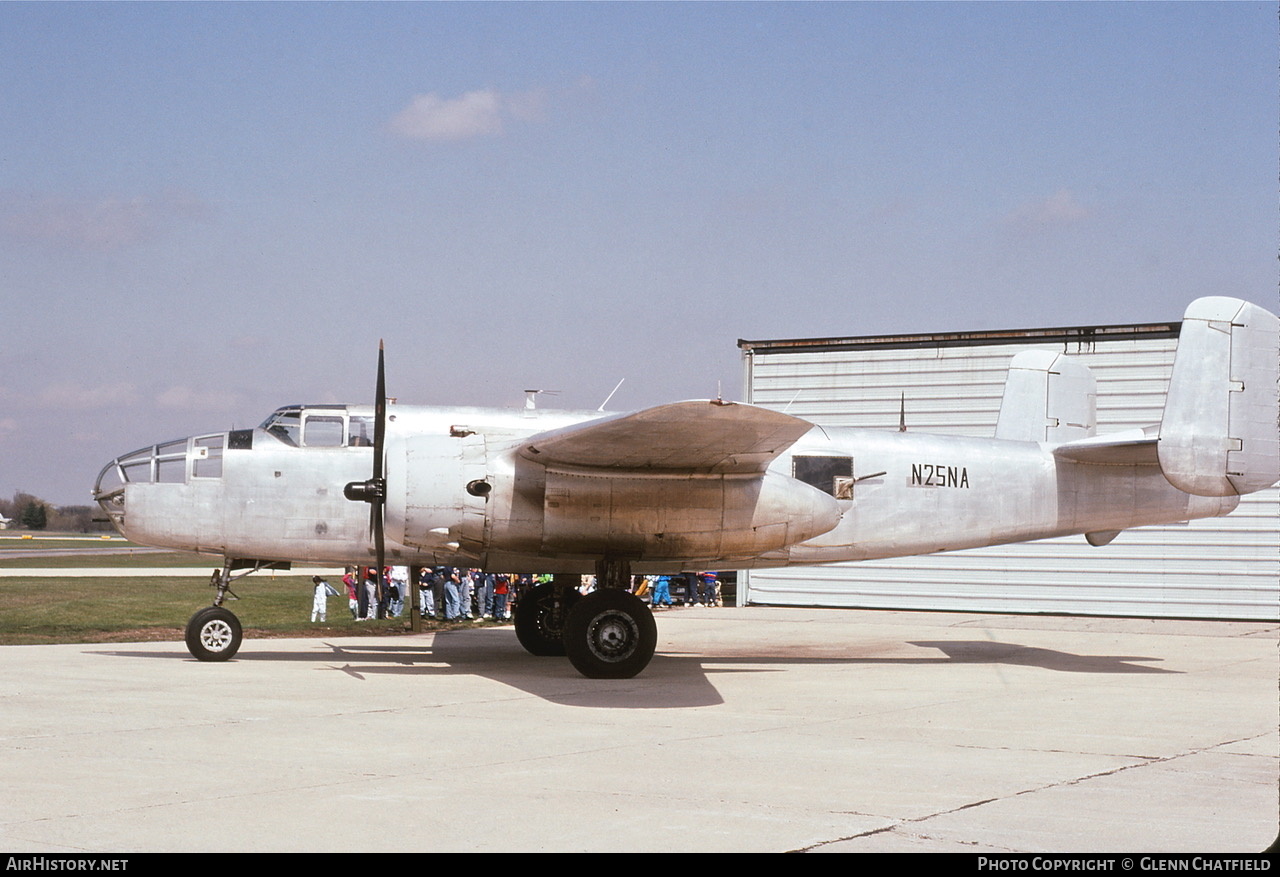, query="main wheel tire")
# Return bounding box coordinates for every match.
[514,583,579,656]
[185,606,243,662]
[563,589,657,679]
